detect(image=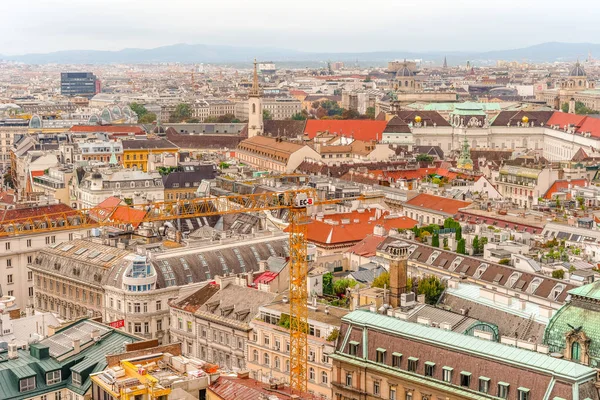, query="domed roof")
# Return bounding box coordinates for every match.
[570,61,586,77]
